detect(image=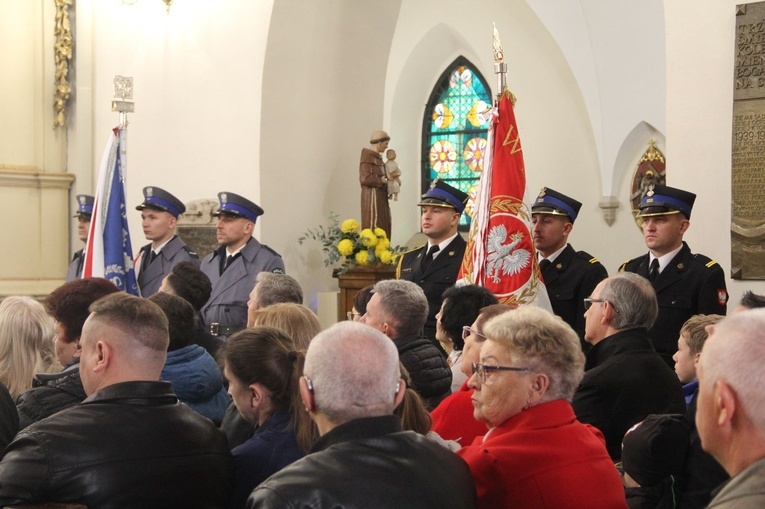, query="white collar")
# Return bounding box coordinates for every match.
[151,236,174,254]
[538,244,567,264]
[650,244,683,273]
[427,233,459,260]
